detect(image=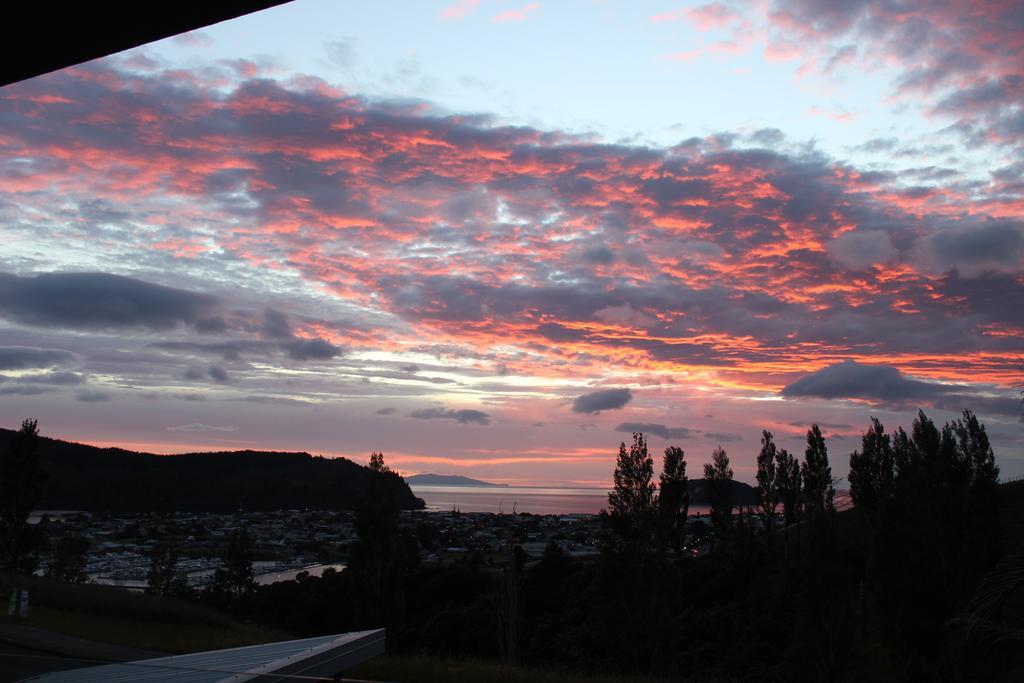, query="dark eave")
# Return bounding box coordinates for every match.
[1,1,293,87]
